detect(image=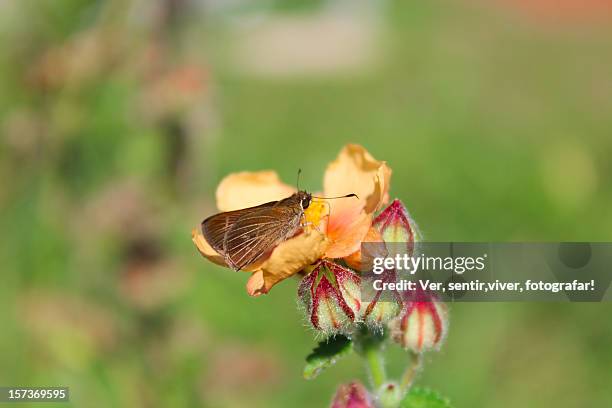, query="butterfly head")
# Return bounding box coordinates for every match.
[297,190,312,210]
